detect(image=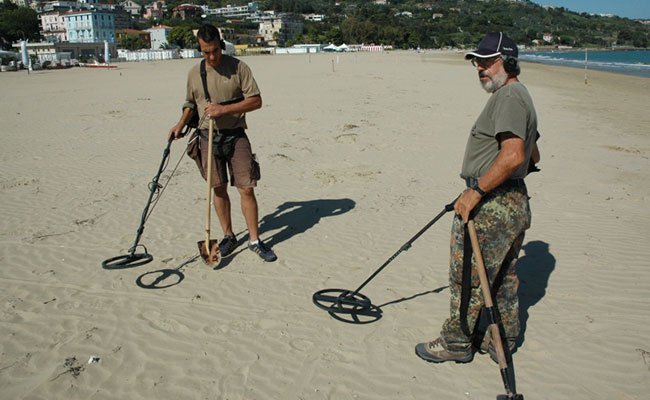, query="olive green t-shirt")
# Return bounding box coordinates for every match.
[185,55,261,130]
[461,82,538,180]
